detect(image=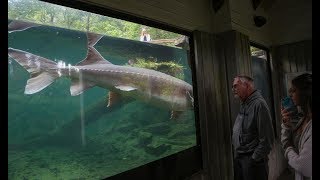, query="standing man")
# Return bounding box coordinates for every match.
[232,75,275,180]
